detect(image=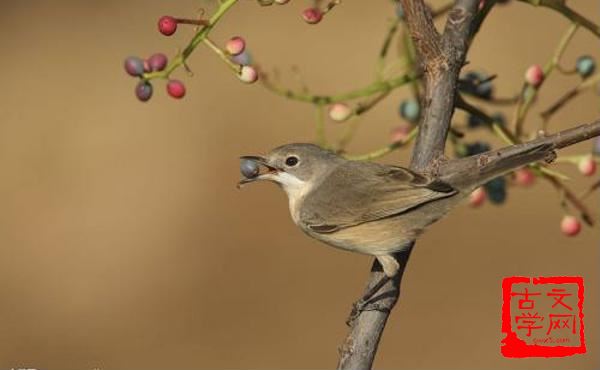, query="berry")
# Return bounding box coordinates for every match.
[239,65,258,84]
[240,159,260,179]
[124,56,145,77]
[143,60,151,73]
[460,71,493,99]
[465,141,491,156]
[166,80,186,99]
[560,215,581,237]
[231,50,252,66]
[148,53,168,72]
[469,187,486,207]
[302,8,323,24]
[390,124,411,143]
[395,3,404,18]
[399,99,420,123]
[525,64,544,87]
[158,16,178,36]
[578,155,596,176]
[135,81,153,102]
[514,167,535,187]
[491,112,506,126]
[328,103,352,122]
[576,55,596,78]
[225,36,246,56]
[467,114,485,128]
[484,176,507,204]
